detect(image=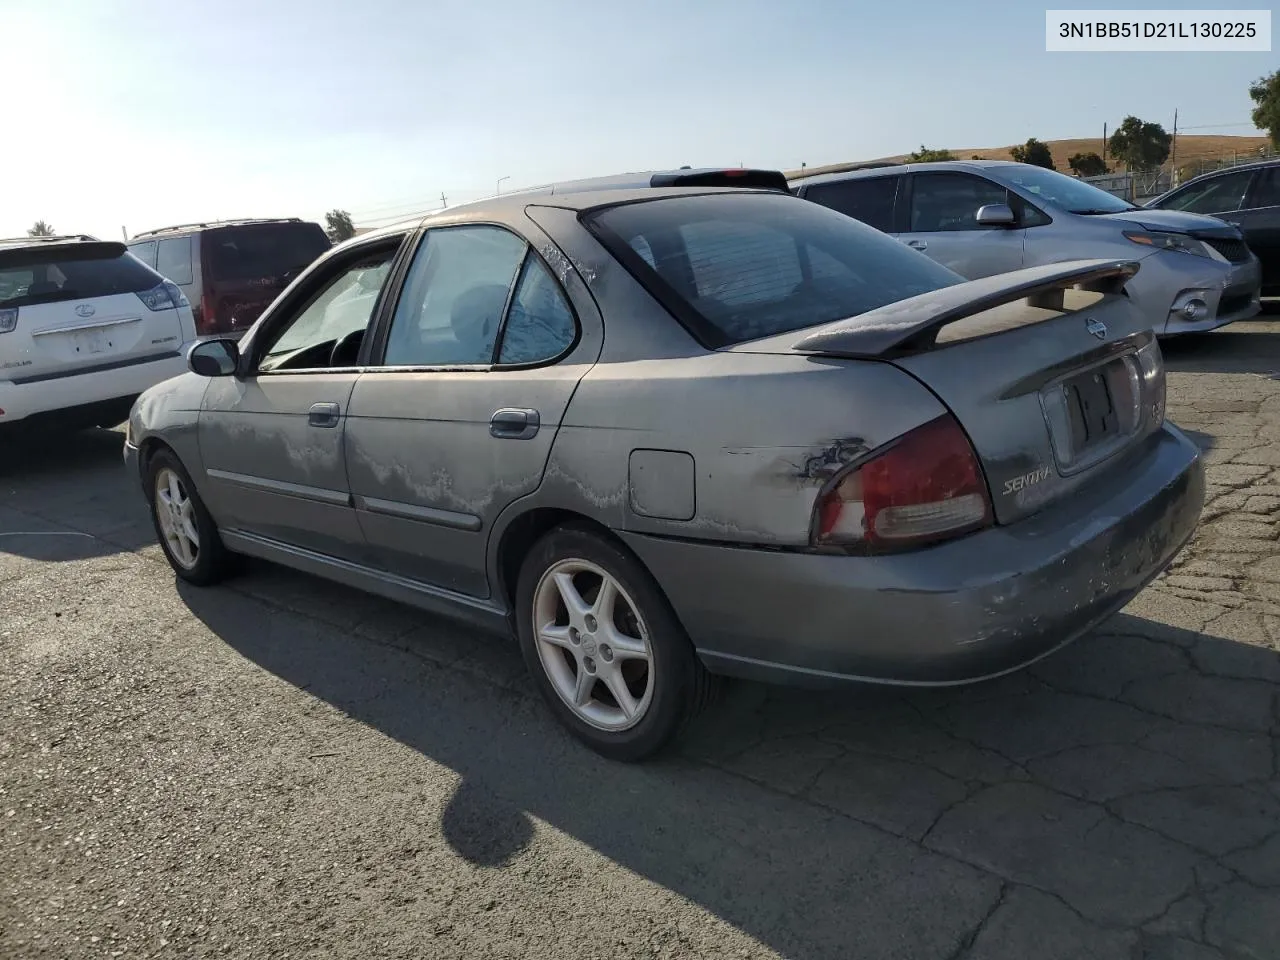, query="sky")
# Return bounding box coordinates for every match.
[2,0,1273,241]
